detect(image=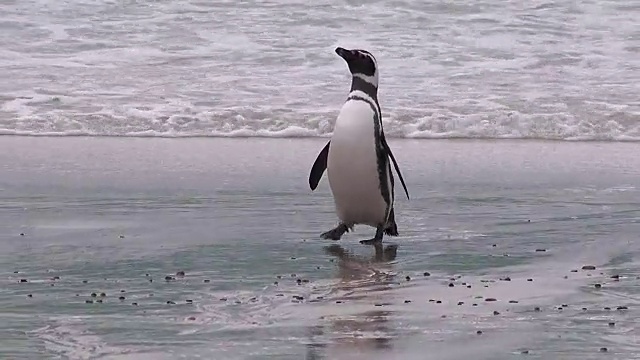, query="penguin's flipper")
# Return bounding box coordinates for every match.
[309,141,331,190]
[380,136,409,200]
